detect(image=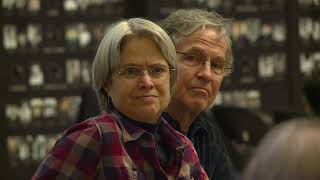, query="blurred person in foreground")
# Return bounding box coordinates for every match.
[32,18,208,179]
[160,9,235,179]
[243,118,320,180]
